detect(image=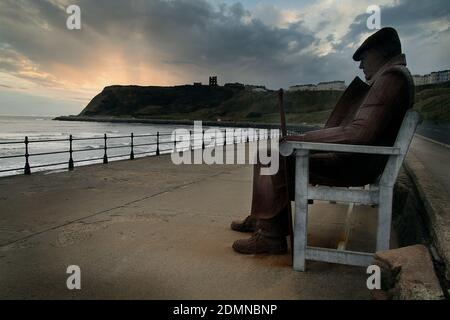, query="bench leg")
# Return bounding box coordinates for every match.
[294,150,309,271]
[338,202,354,251]
[376,186,393,251]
